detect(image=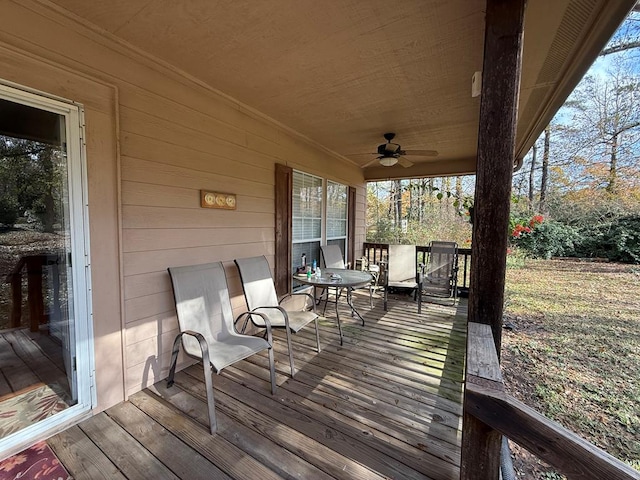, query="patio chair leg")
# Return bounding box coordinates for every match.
[383,288,388,312]
[334,291,344,345]
[285,327,296,377]
[322,288,329,316]
[267,346,276,395]
[166,334,182,388]
[314,317,321,353]
[201,360,217,434]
